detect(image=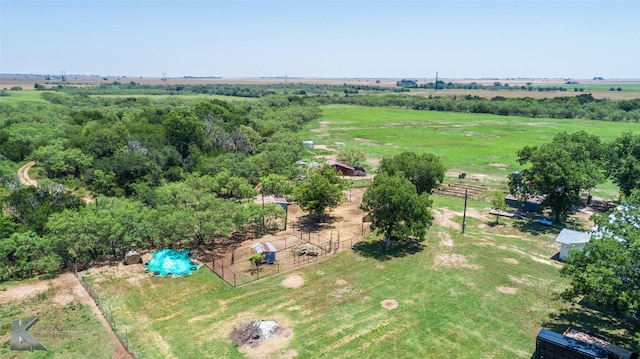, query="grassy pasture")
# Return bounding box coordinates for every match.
[0,278,116,359]
[81,194,638,358]
[301,105,639,184]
